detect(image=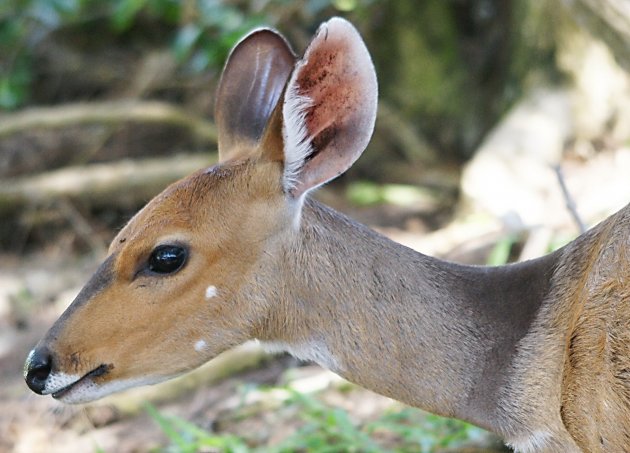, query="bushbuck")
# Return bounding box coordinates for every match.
[24,18,630,452]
